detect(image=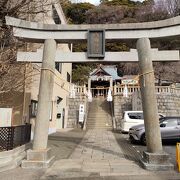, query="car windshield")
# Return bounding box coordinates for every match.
[127,112,164,120]
[128,113,143,119]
